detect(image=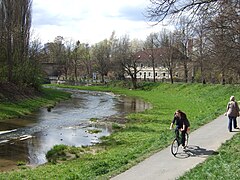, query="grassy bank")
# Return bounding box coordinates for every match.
[180,133,240,180]
[0,83,239,179]
[0,88,71,120]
